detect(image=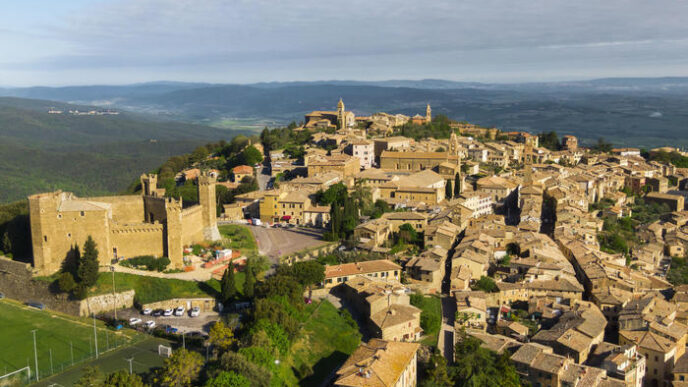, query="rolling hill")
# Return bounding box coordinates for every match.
[2,78,688,149]
[0,97,246,203]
